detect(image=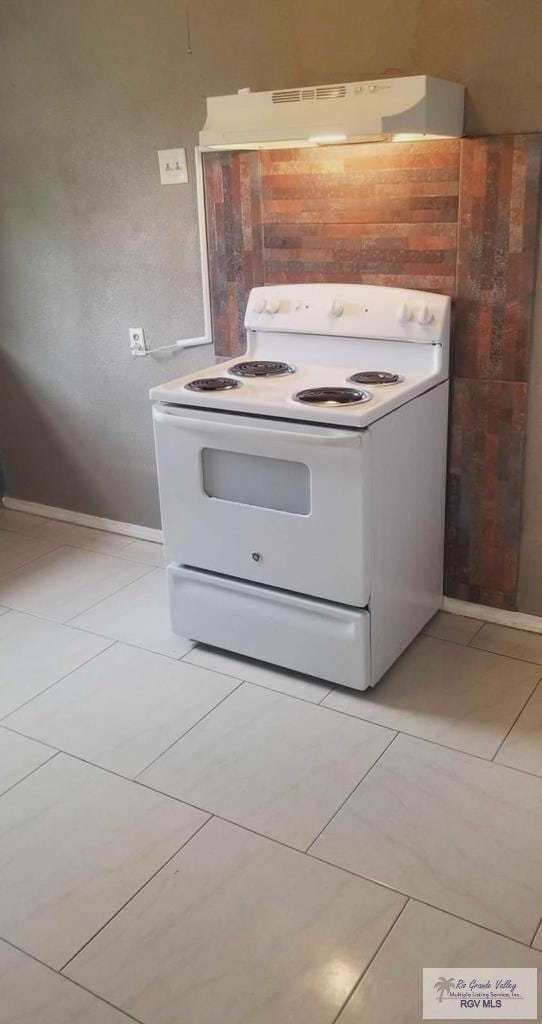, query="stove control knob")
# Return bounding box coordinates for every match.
[253,297,267,313]
[266,298,281,314]
[330,300,344,318]
[417,304,434,325]
[397,303,413,324]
